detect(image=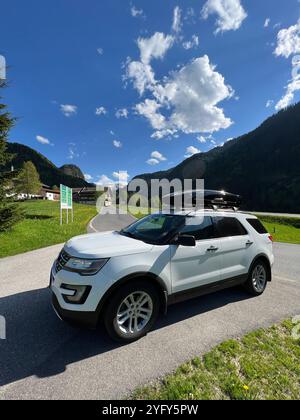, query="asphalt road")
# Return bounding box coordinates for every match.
[0,213,300,400]
[87,207,136,233]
